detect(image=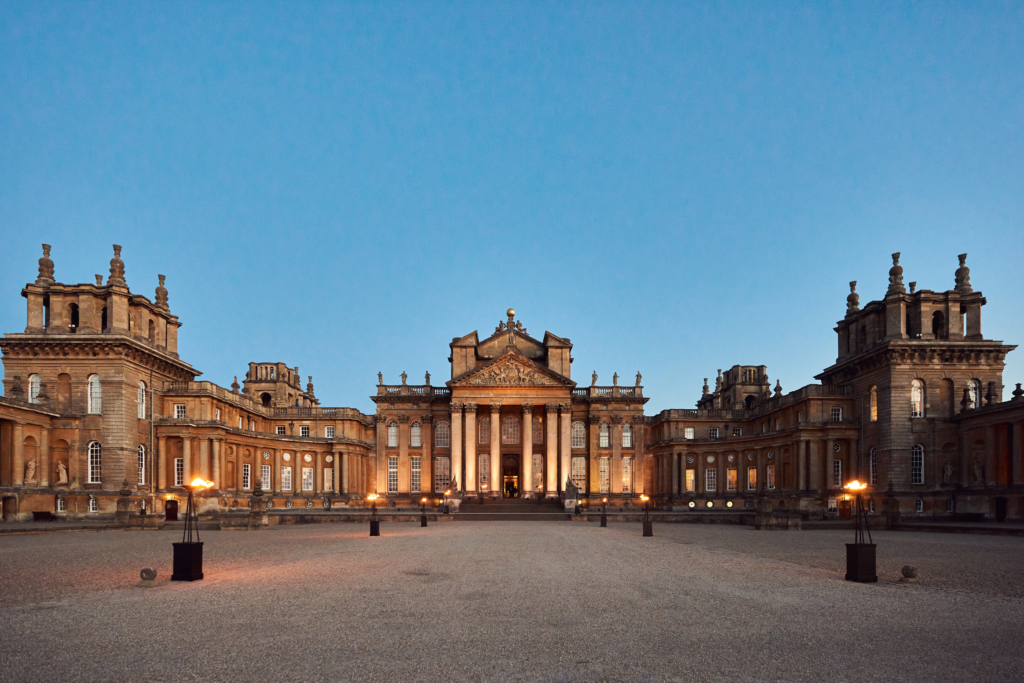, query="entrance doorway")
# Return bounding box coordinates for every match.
[503,456,519,498]
[995,496,1008,523]
[165,499,179,521]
